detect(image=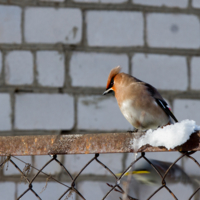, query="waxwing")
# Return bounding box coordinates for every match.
[103,66,178,130]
